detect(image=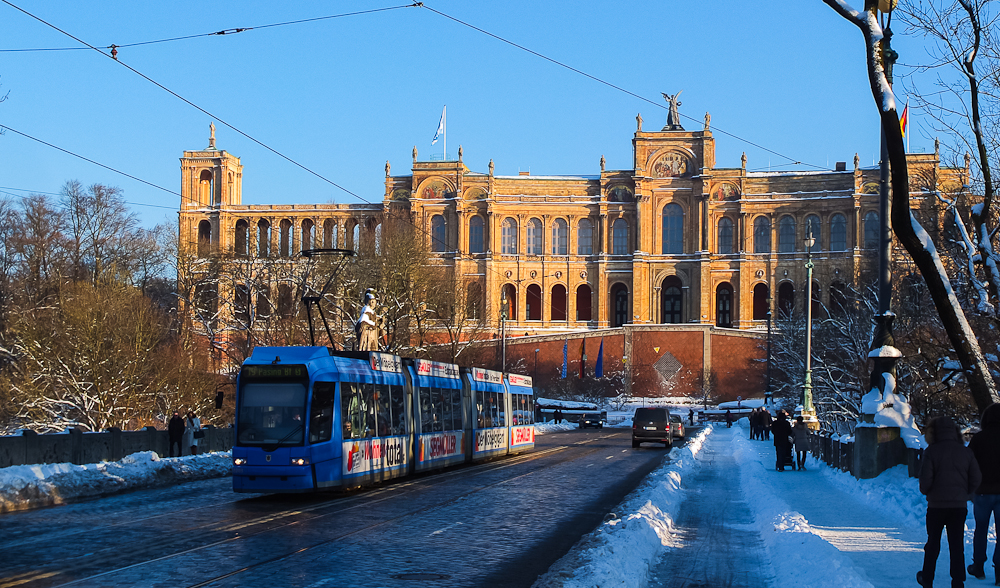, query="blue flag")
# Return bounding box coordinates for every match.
[595,339,604,378]
[561,338,568,378]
